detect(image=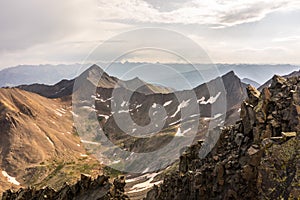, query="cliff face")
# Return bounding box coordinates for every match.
[145,75,300,200]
